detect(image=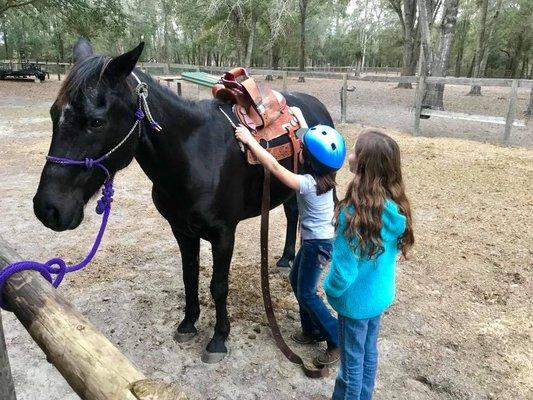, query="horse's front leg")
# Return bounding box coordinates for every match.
[277,195,298,269]
[202,226,236,363]
[172,229,201,343]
